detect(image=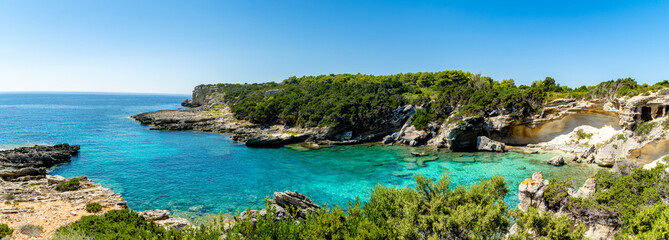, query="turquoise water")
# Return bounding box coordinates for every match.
[0,93,599,221]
